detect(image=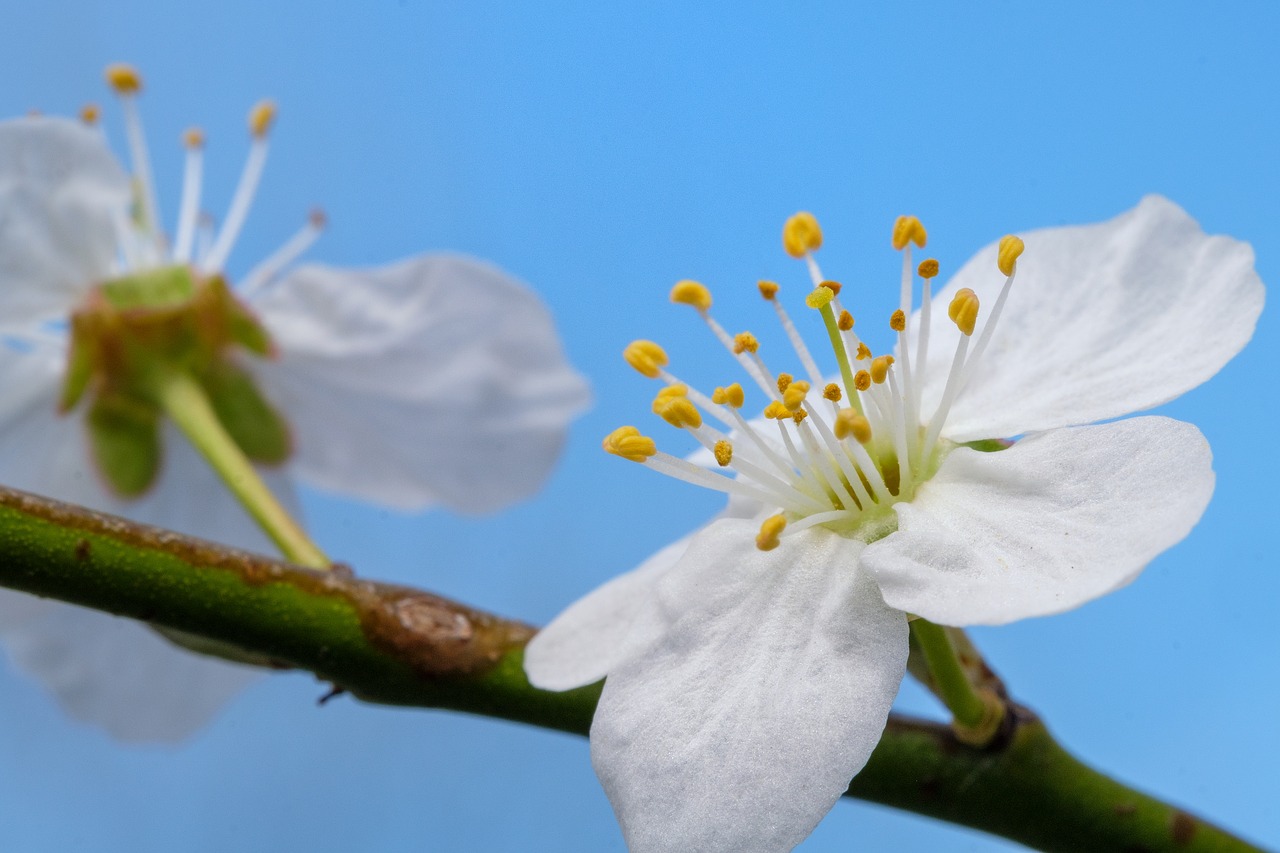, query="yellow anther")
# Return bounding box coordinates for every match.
[654,396,702,429]
[183,127,205,149]
[603,426,657,462]
[823,383,842,402]
[713,440,734,467]
[623,340,669,378]
[871,355,895,385]
[890,309,906,332]
[997,235,1025,276]
[892,215,927,250]
[918,258,940,279]
[949,288,980,336]
[756,515,788,551]
[782,211,823,258]
[249,100,277,137]
[758,280,780,301]
[763,401,792,420]
[711,383,745,408]
[791,409,808,425]
[837,310,854,331]
[653,384,688,402]
[79,104,100,125]
[782,380,811,412]
[670,279,712,311]
[854,370,871,391]
[805,286,834,310]
[776,373,793,394]
[820,280,842,296]
[856,342,872,361]
[104,63,142,94]
[733,331,760,354]
[834,409,873,444]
